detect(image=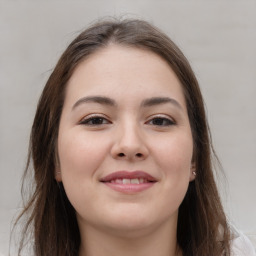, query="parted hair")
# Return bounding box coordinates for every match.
[15,18,230,256]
